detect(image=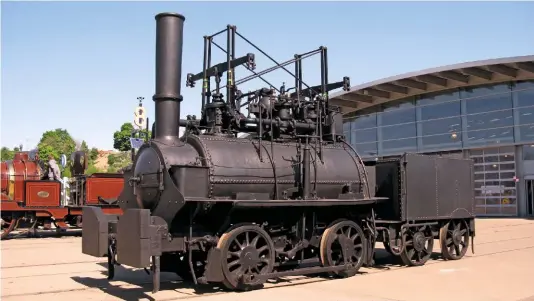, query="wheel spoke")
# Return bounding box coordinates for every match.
[407,248,415,259]
[234,238,244,250]
[459,229,467,236]
[454,245,461,256]
[251,235,260,247]
[257,245,267,253]
[228,259,240,269]
[346,226,352,238]
[354,243,362,250]
[246,232,251,245]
